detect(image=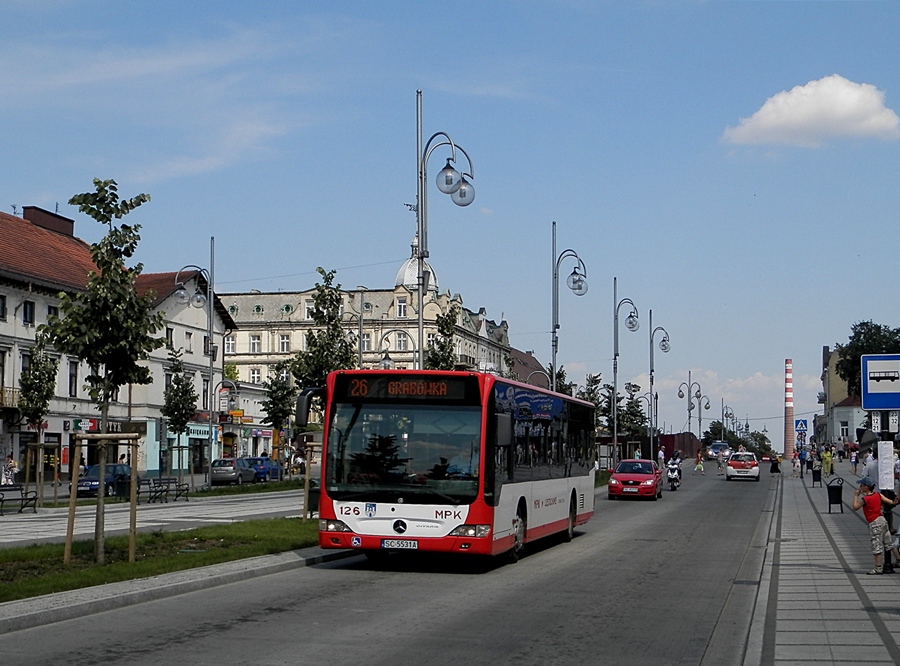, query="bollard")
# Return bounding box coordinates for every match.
[826,477,843,513]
